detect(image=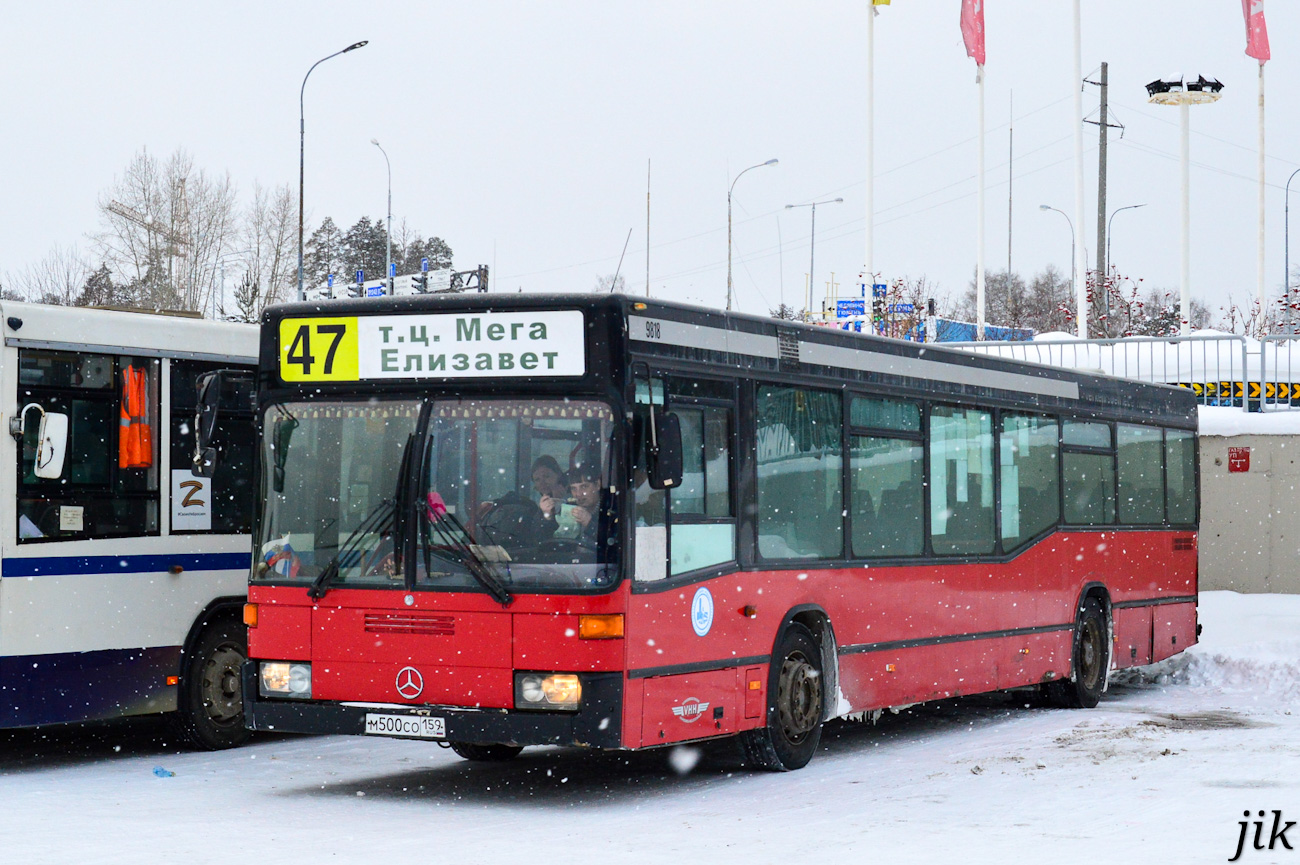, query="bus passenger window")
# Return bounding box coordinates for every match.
[999,414,1060,549]
[756,386,843,560]
[17,350,160,542]
[929,406,995,556]
[668,405,733,575]
[1165,429,1197,525]
[1063,420,1115,526]
[169,360,256,534]
[1117,424,1164,524]
[850,436,923,557]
